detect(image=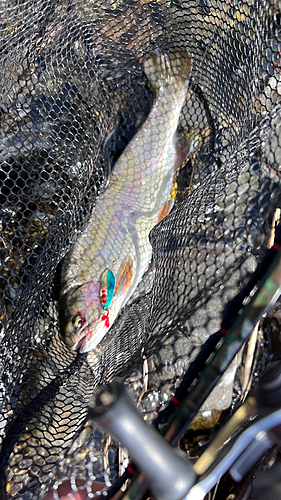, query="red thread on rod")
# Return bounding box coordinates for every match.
[219,327,228,335]
[172,395,181,406]
[273,242,281,251]
[128,465,135,475]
